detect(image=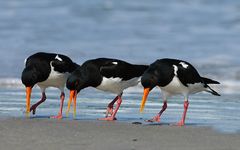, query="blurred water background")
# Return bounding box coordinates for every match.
[0,0,239,133]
